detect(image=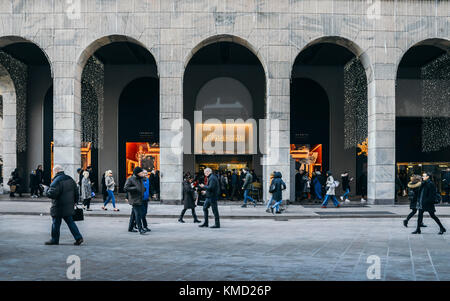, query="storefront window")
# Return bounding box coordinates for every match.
[125,142,160,178]
[290,144,322,177]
